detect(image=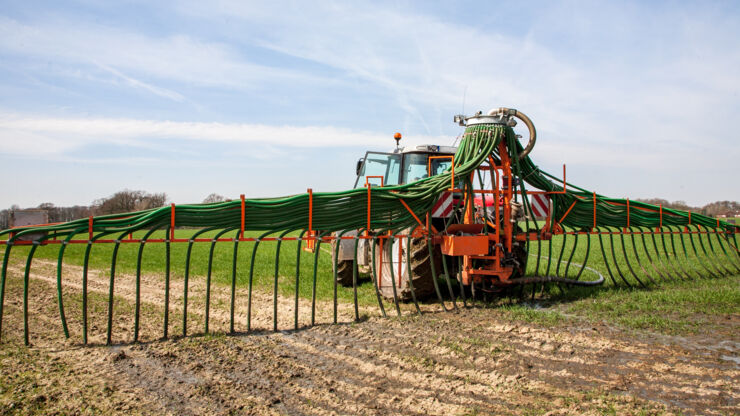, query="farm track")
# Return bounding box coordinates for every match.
[0,259,738,415]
